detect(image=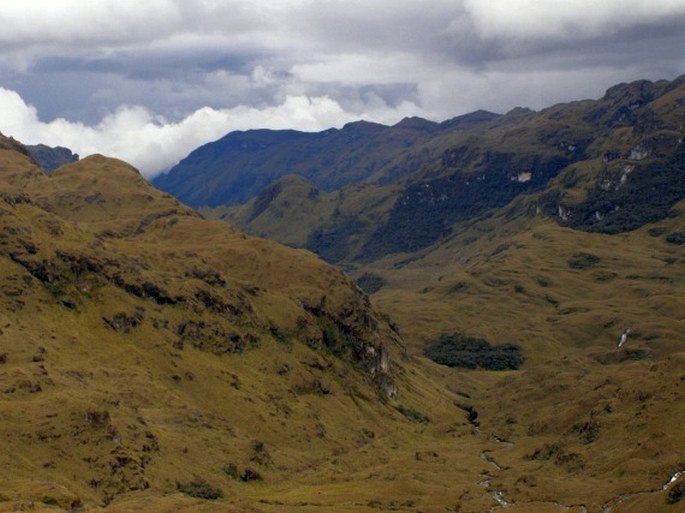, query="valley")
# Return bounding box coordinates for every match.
[0,75,684,513]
